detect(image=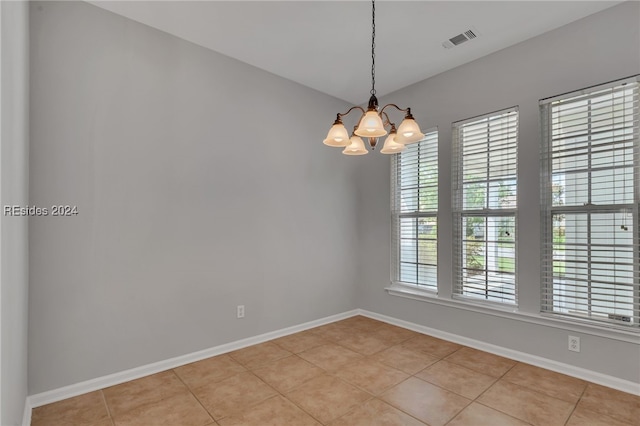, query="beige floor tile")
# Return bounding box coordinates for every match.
[31,321,638,426]
[33,416,114,426]
[308,322,345,335]
[415,360,497,399]
[577,383,640,425]
[334,316,385,332]
[371,345,439,375]
[218,395,320,426]
[328,398,425,426]
[88,420,115,426]
[229,342,291,369]
[444,347,516,378]
[477,380,575,426]
[252,355,323,393]
[272,331,328,353]
[31,391,110,426]
[310,324,358,342]
[192,371,277,420]
[401,334,462,358]
[369,324,419,345]
[447,402,530,426]
[566,405,636,426]
[298,343,363,371]
[174,354,246,390]
[502,362,586,403]
[113,392,211,426]
[380,377,470,426]
[337,332,394,355]
[284,374,370,424]
[334,358,409,395]
[103,371,189,417]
